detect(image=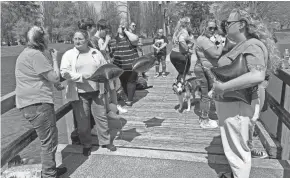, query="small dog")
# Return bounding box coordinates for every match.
[173,77,201,112]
